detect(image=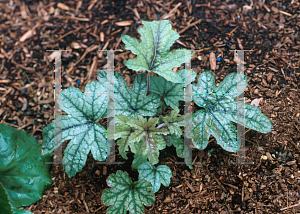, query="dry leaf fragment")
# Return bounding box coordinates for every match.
[19,23,40,42]
[133,8,140,19]
[267,73,273,82]
[261,155,268,160]
[57,3,69,10]
[100,32,104,42]
[271,6,279,13]
[115,21,133,26]
[20,2,28,19]
[71,42,81,49]
[266,152,273,161]
[209,52,216,70]
[164,197,172,203]
[251,98,263,107]
[20,30,33,42]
